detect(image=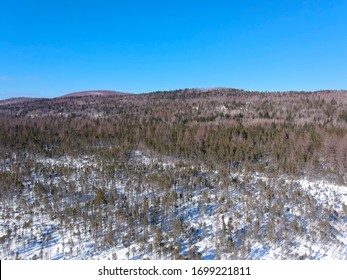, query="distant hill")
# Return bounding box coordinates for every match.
[0,97,38,106]
[59,90,131,98]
